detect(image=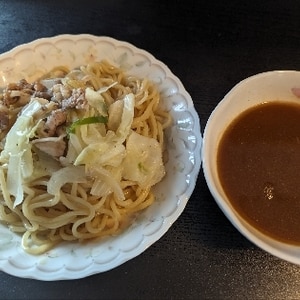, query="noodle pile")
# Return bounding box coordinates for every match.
[0,60,171,254]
